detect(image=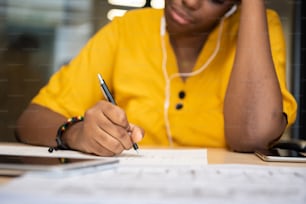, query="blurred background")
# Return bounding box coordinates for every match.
[0,0,304,142]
